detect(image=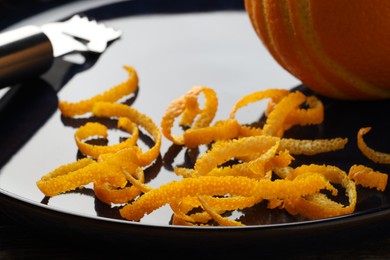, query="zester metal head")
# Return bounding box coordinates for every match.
[41,14,122,57]
[61,15,122,53]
